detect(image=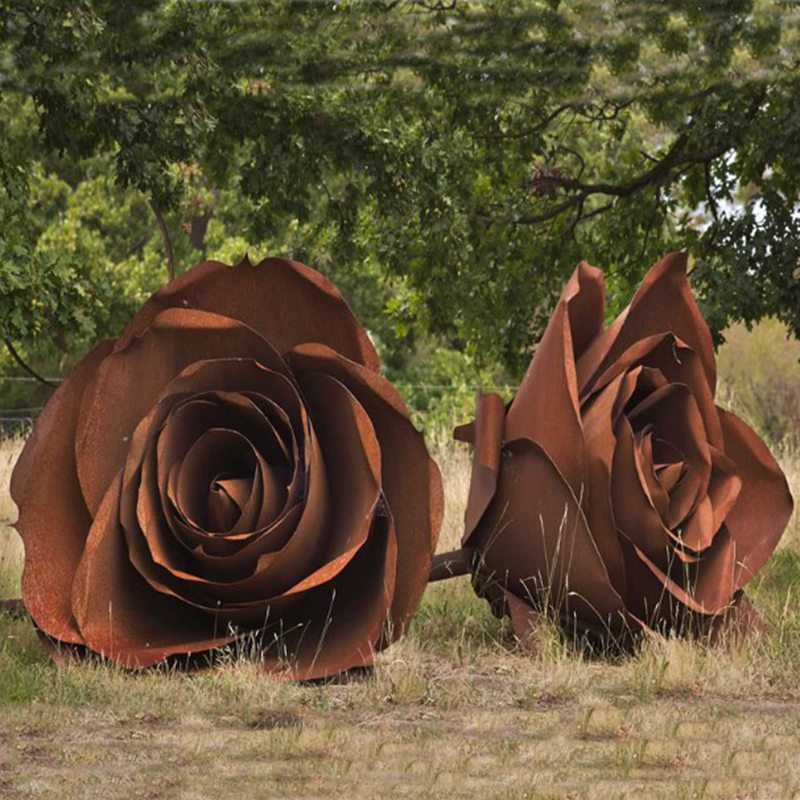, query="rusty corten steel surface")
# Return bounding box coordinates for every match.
[454,252,794,644]
[11,257,443,679]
